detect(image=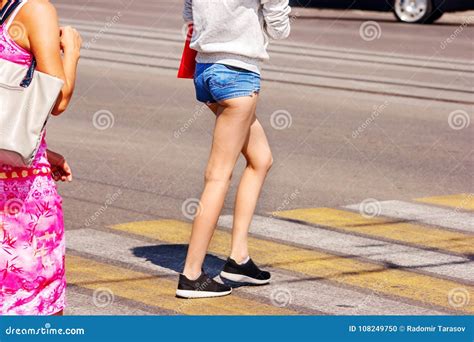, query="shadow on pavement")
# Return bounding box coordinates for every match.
[132,245,268,288]
[132,244,226,278]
